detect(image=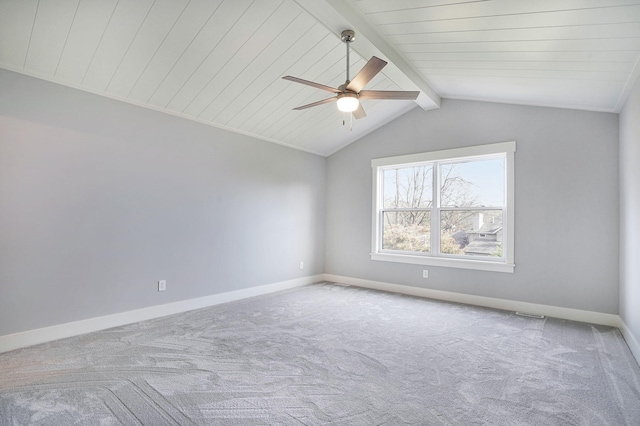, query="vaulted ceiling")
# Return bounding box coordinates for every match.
[1,0,639,156]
